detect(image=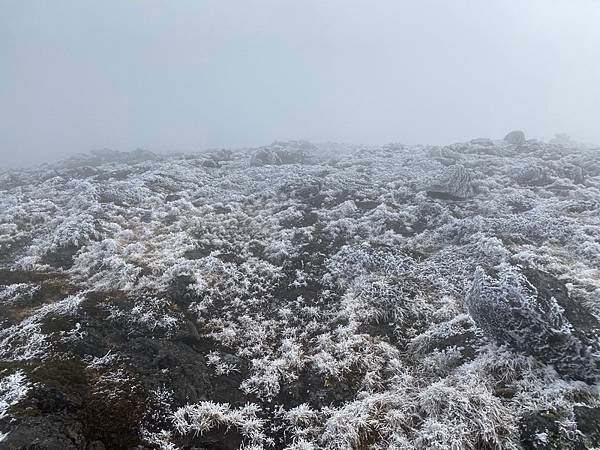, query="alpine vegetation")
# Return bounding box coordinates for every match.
[1,136,600,449]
